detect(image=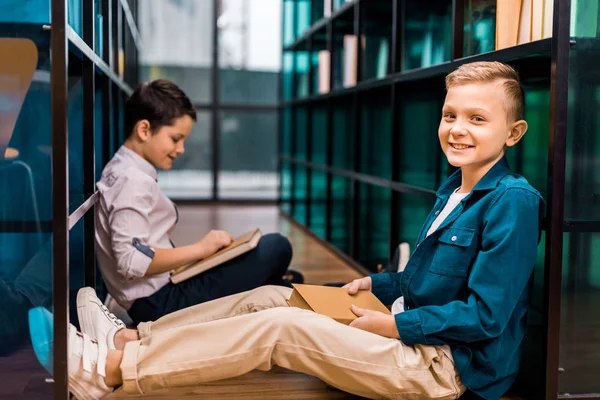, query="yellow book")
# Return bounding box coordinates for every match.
[170,229,262,284]
[496,0,522,49]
